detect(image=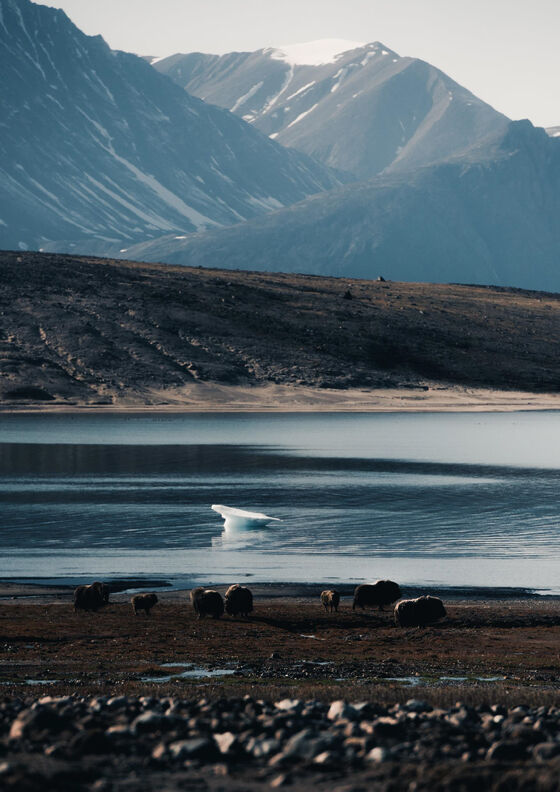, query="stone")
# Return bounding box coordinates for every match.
[372,717,404,739]
[275,699,302,713]
[9,707,67,740]
[69,729,113,755]
[505,725,546,745]
[270,774,291,788]
[314,751,335,765]
[167,737,217,761]
[404,699,432,713]
[132,711,168,734]
[366,746,391,762]
[151,743,168,761]
[214,732,238,755]
[533,742,560,761]
[487,740,528,761]
[328,701,357,721]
